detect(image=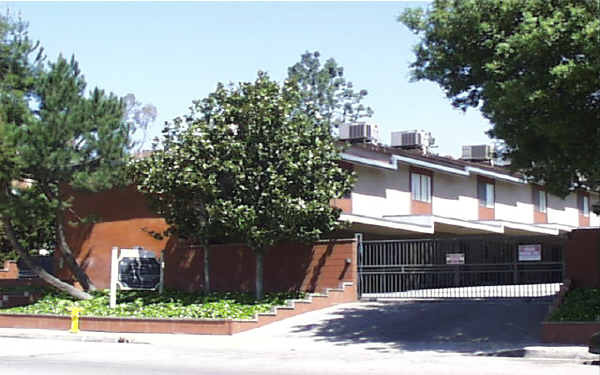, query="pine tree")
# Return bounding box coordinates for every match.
[0,14,132,299]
